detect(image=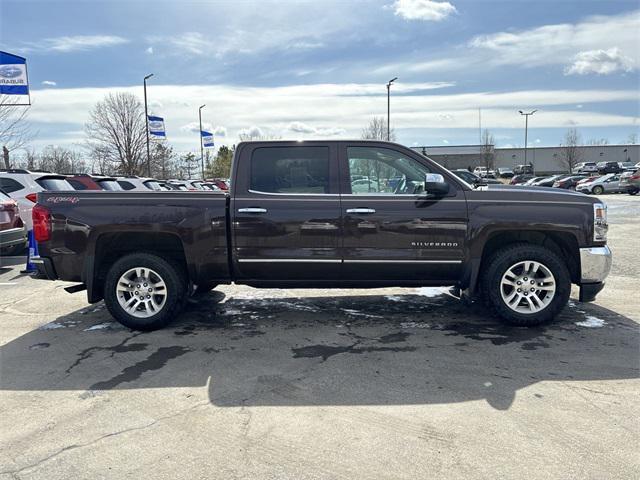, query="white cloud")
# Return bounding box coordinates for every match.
[442,139,449,144]
[146,46,154,55]
[25,84,639,151]
[41,80,57,86]
[469,10,639,72]
[393,0,457,21]
[212,126,227,136]
[32,35,129,53]
[238,126,264,138]
[564,47,634,75]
